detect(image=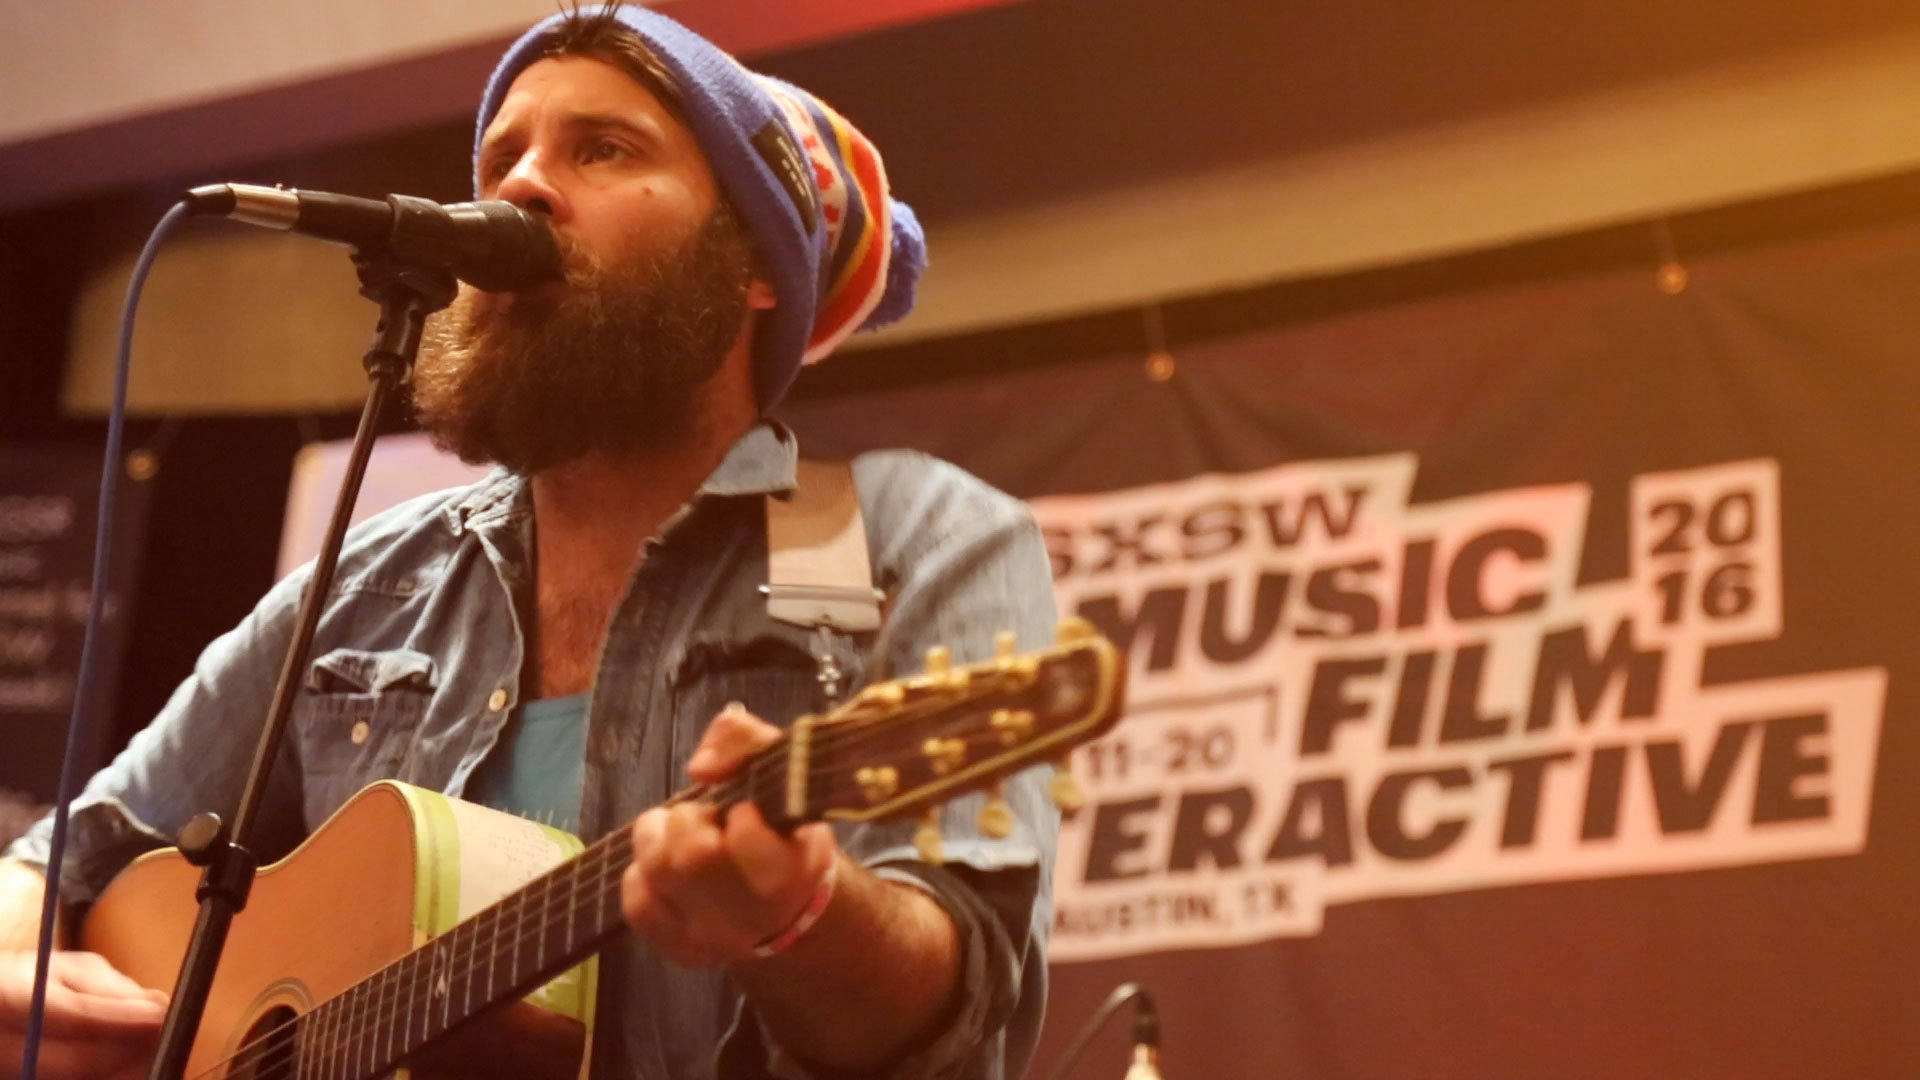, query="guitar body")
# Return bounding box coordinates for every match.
[83,782,594,1080]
